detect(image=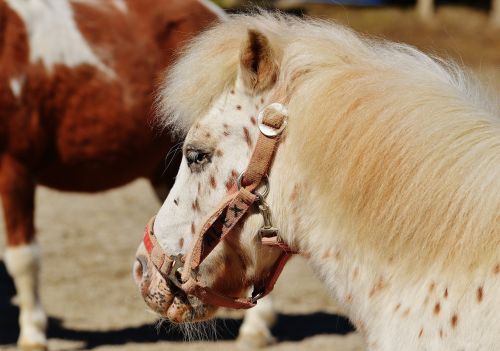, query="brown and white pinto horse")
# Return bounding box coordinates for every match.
[0,1,222,350]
